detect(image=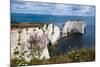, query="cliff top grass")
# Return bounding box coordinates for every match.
[11,22,48,29]
[11,47,95,66]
